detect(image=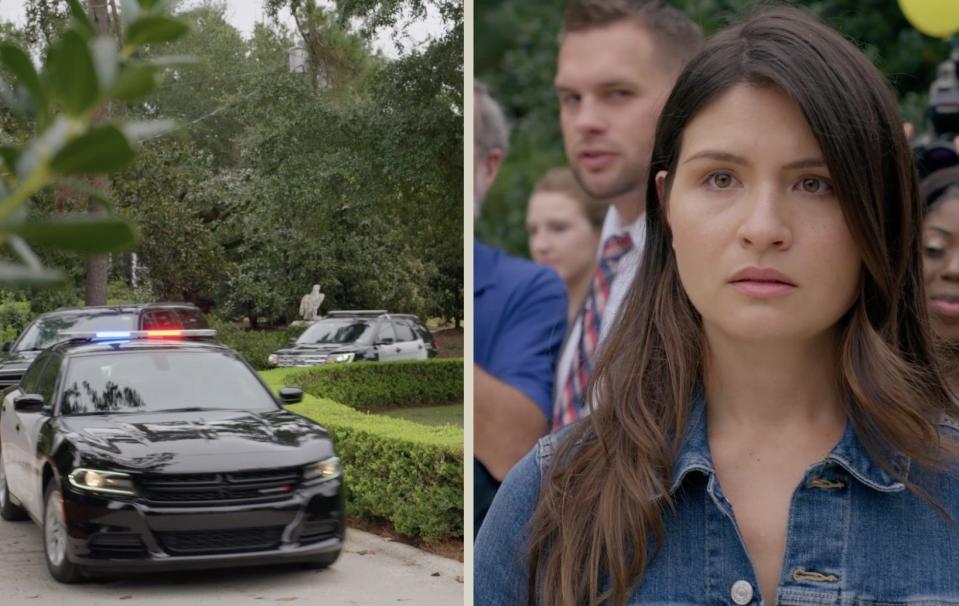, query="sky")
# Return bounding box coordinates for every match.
[0,0,448,59]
